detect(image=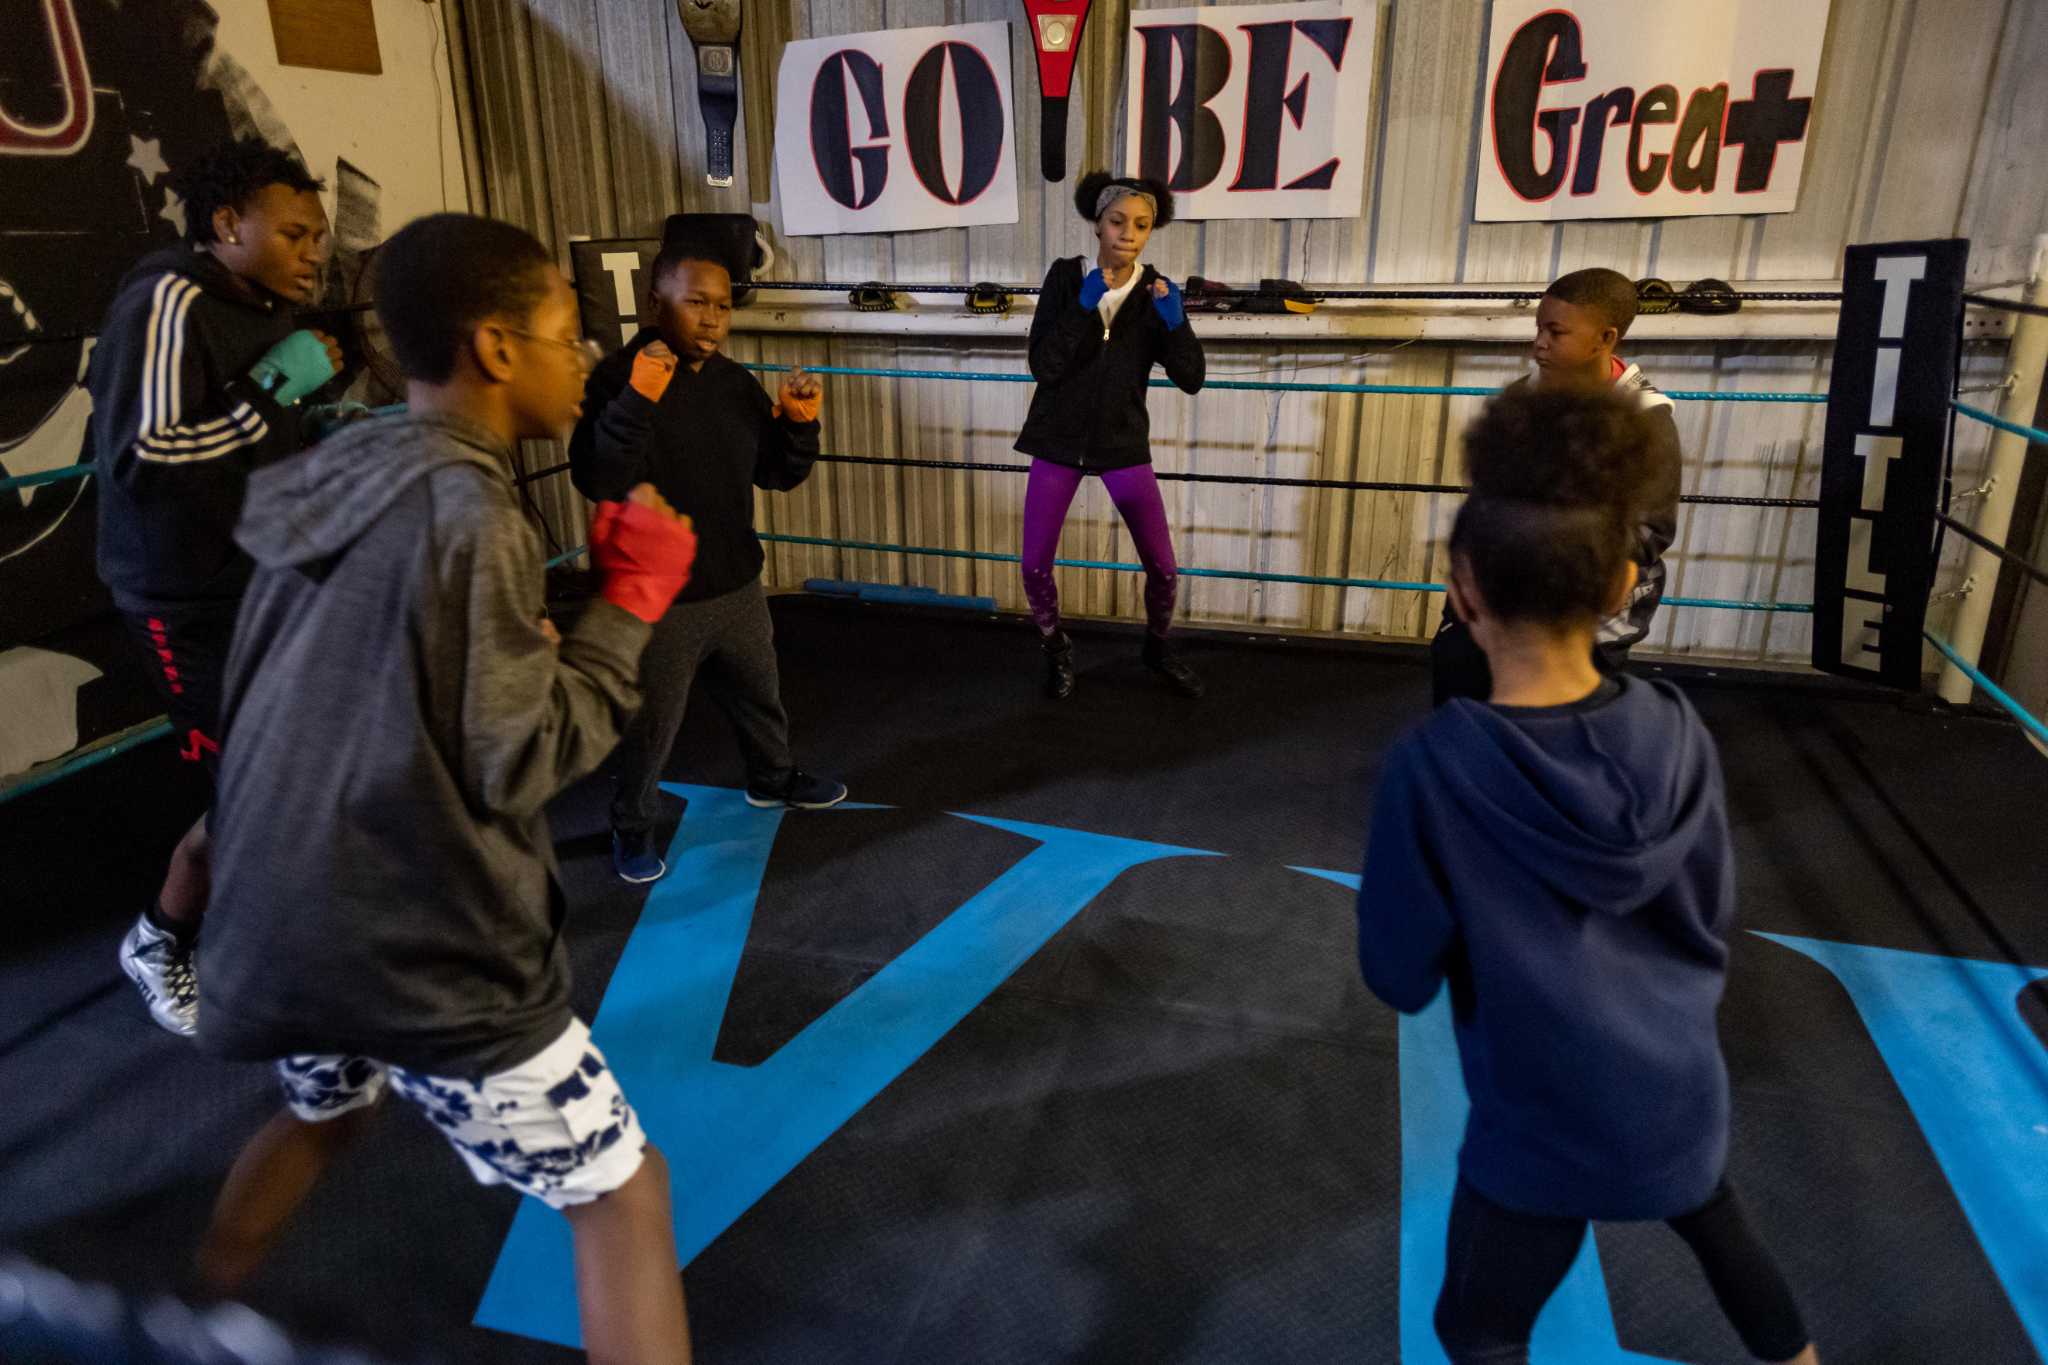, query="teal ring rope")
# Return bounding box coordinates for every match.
[0,719,175,805]
[549,537,1809,613]
[741,363,1827,404]
[0,462,91,495]
[1925,630,2048,749]
[0,375,1831,499]
[1950,399,2048,447]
